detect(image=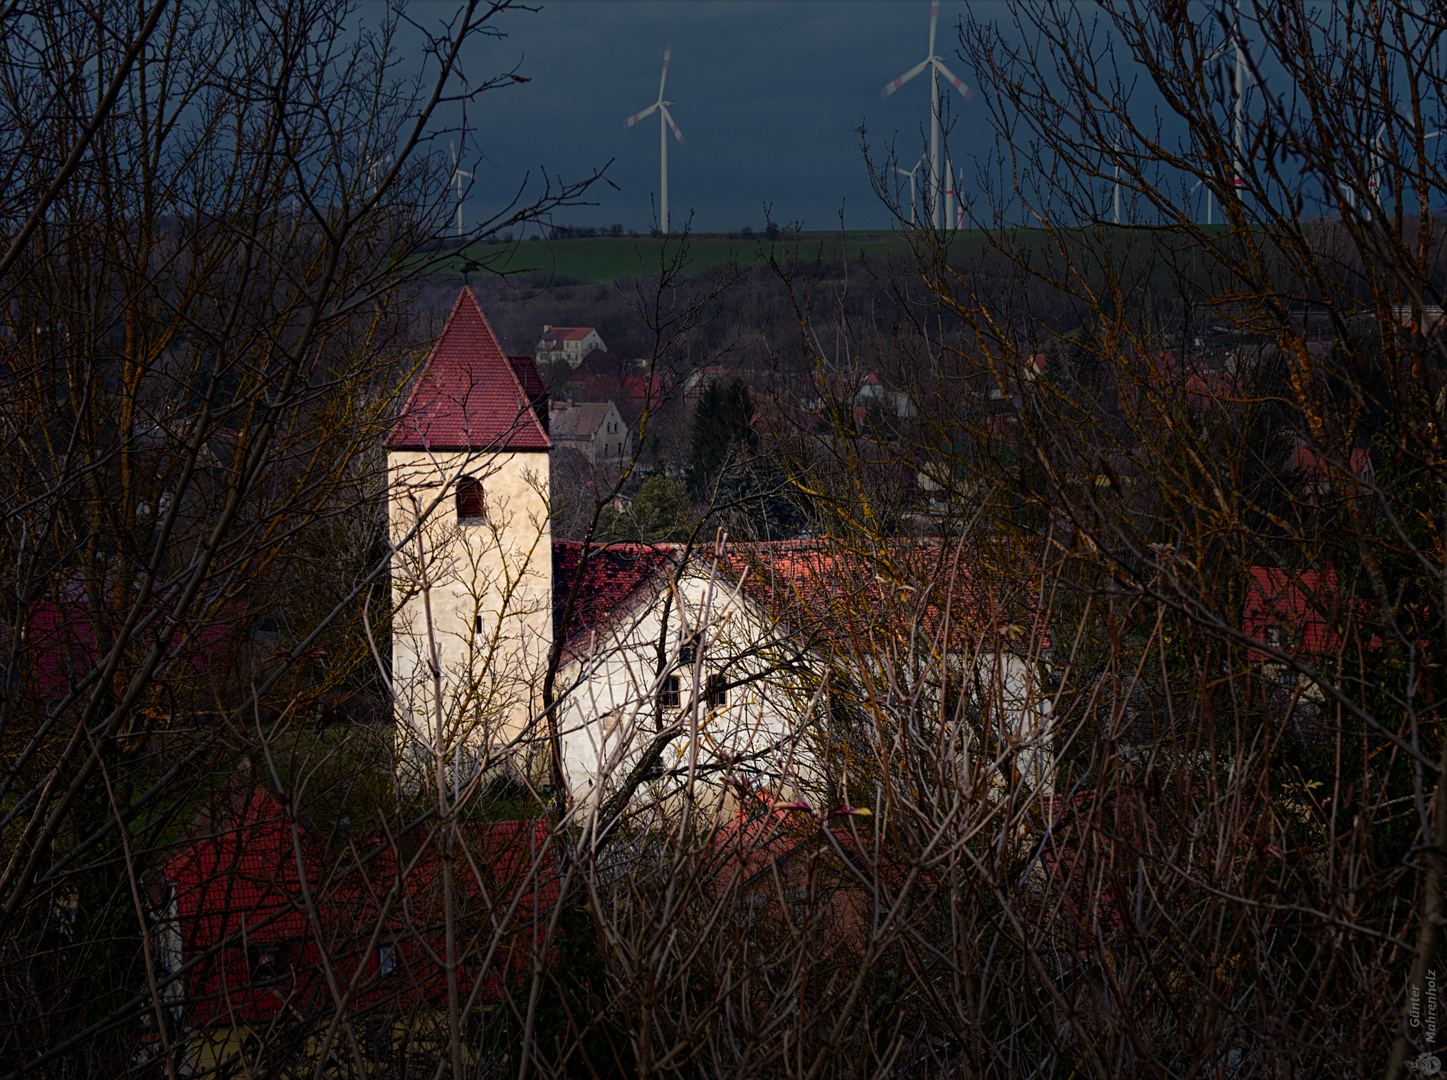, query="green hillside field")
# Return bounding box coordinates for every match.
[427,232,929,284]
[420,225,1236,288]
